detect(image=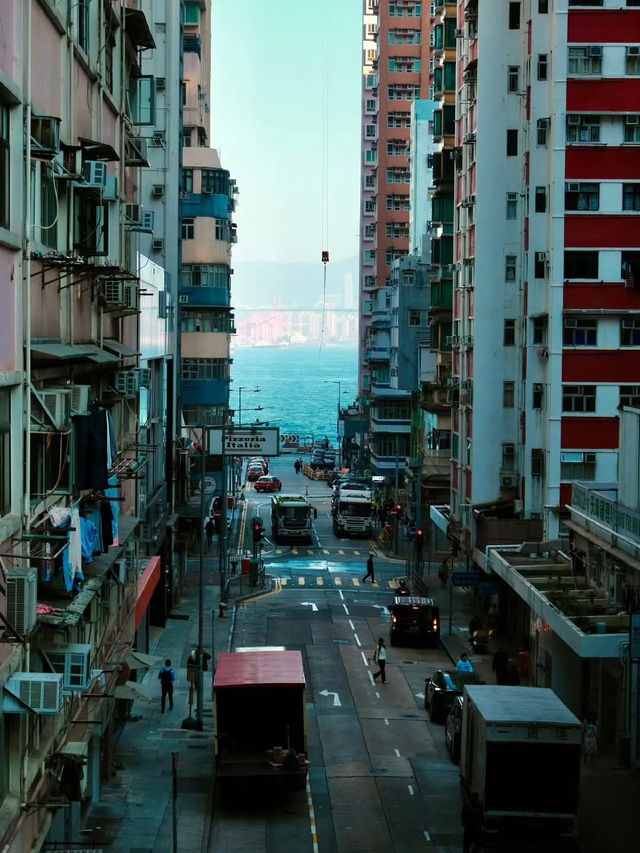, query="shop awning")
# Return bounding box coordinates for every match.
[31,342,95,361]
[113,681,153,702]
[135,555,161,629]
[124,9,156,50]
[102,339,139,358]
[83,345,120,364]
[125,649,162,669]
[78,136,120,162]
